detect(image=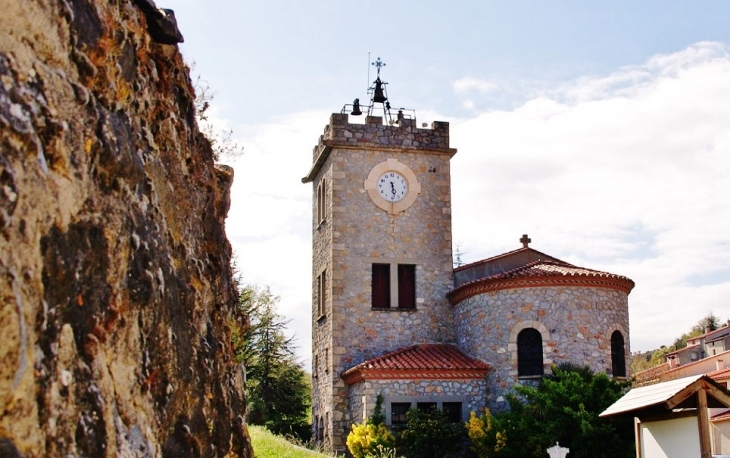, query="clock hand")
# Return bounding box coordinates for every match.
[390,182,396,195]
